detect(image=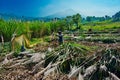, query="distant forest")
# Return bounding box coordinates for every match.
[83,11,120,22]
[0,11,120,22]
